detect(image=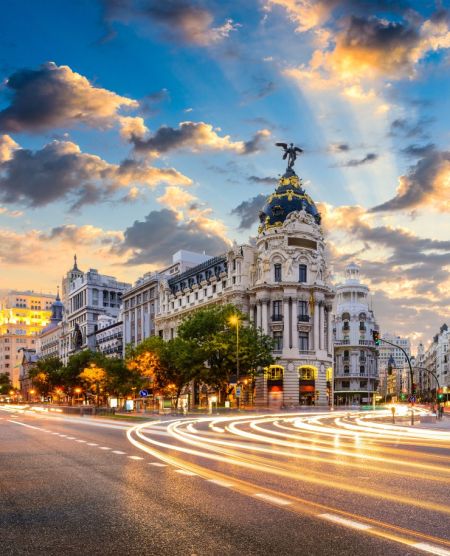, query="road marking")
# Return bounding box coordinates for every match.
[128,455,144,460]
[87,443,98,446]
[75,439,86,443]
[112,450,126,455]
[8,420,41,430]
[59,434,68,437]
[51,432,59,435]
[99,446,111,450]
[412,543,450,556]
[66,436,76,440]
[254,493,292,506]
[319,513,372,531]
[175,469,197,476]
[148,462,167,467]
[207,479,234,488]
